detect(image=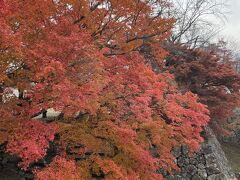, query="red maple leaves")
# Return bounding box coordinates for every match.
[0,0,211,179]
[164,44,240,133]
[6,120,58,170]
[34,156,81,180]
